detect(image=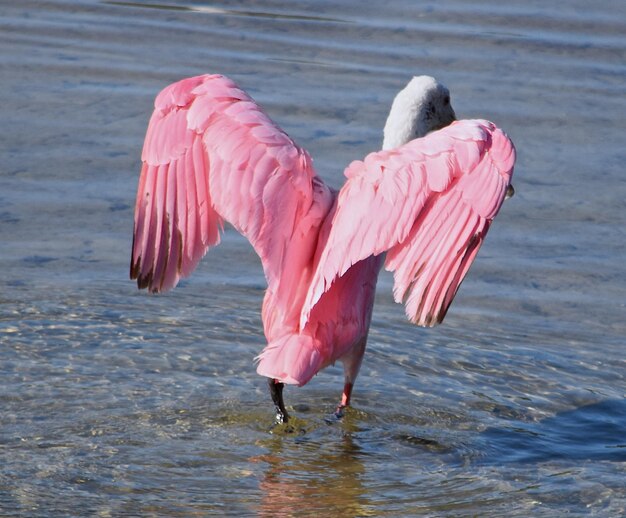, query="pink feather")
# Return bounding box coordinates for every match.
[300,119,515,328]
[130,75,516,387]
